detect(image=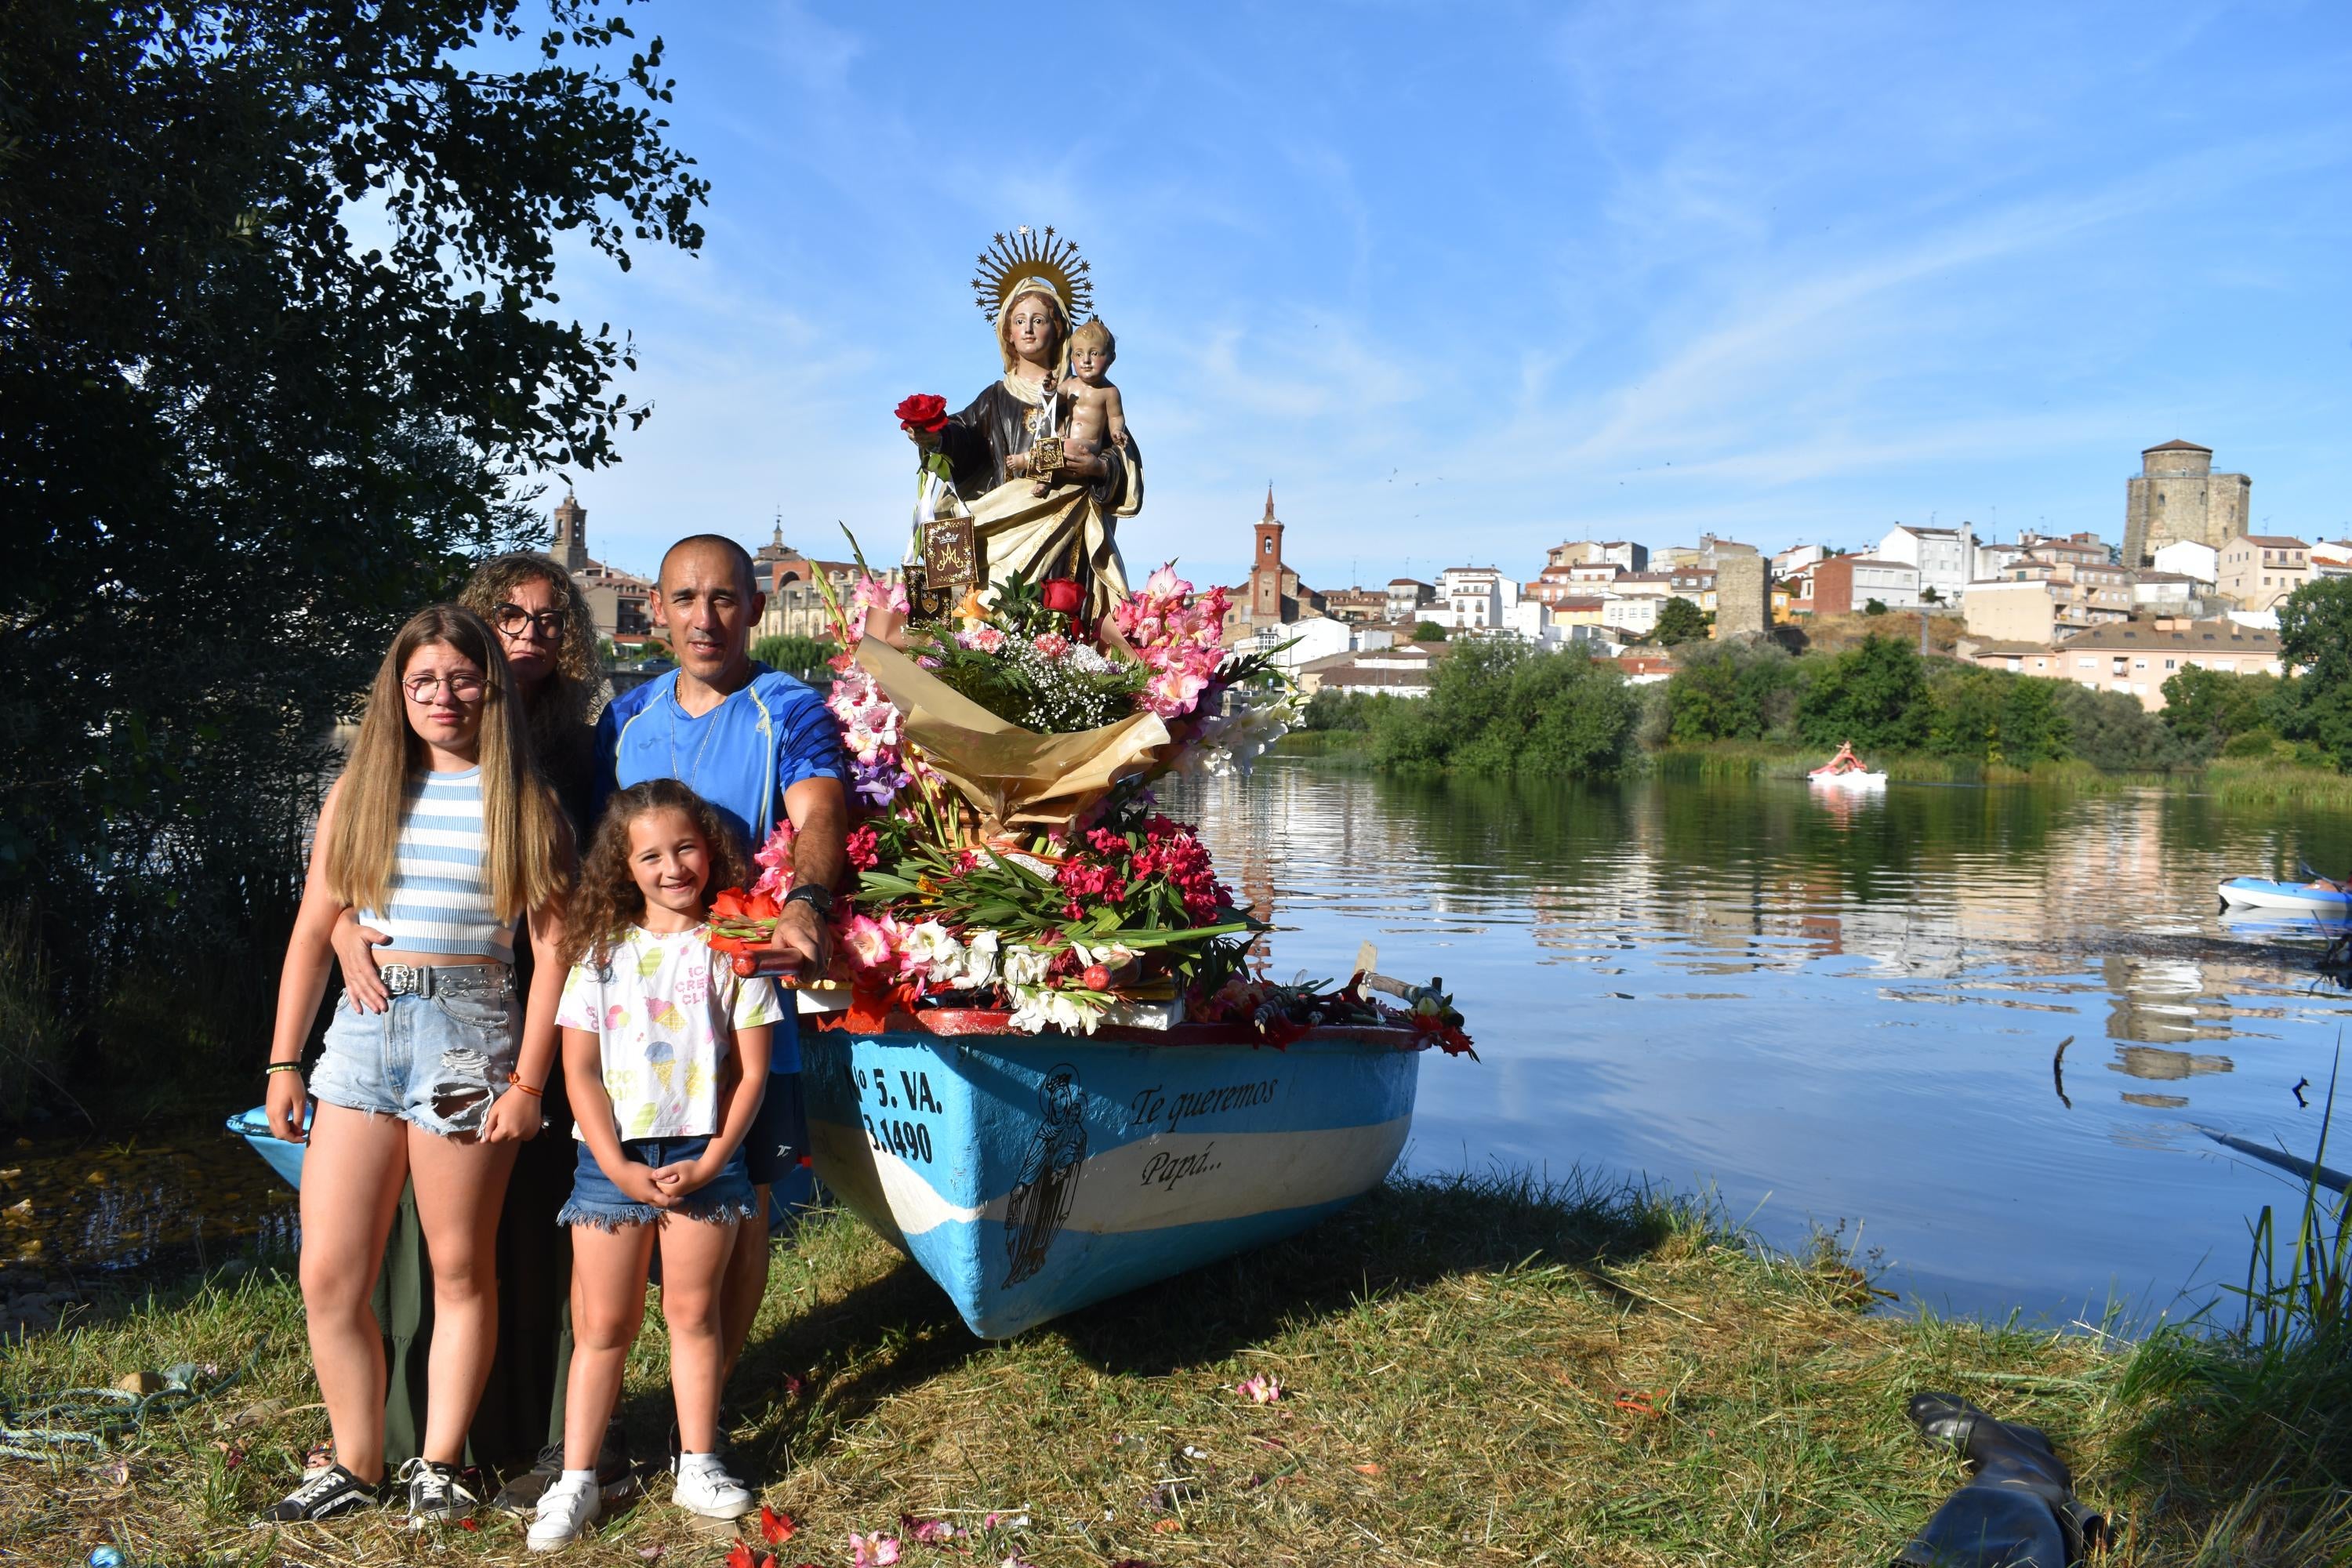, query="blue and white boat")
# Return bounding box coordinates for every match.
[2217,877,2352,914]
[800,1011,1425,1338]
